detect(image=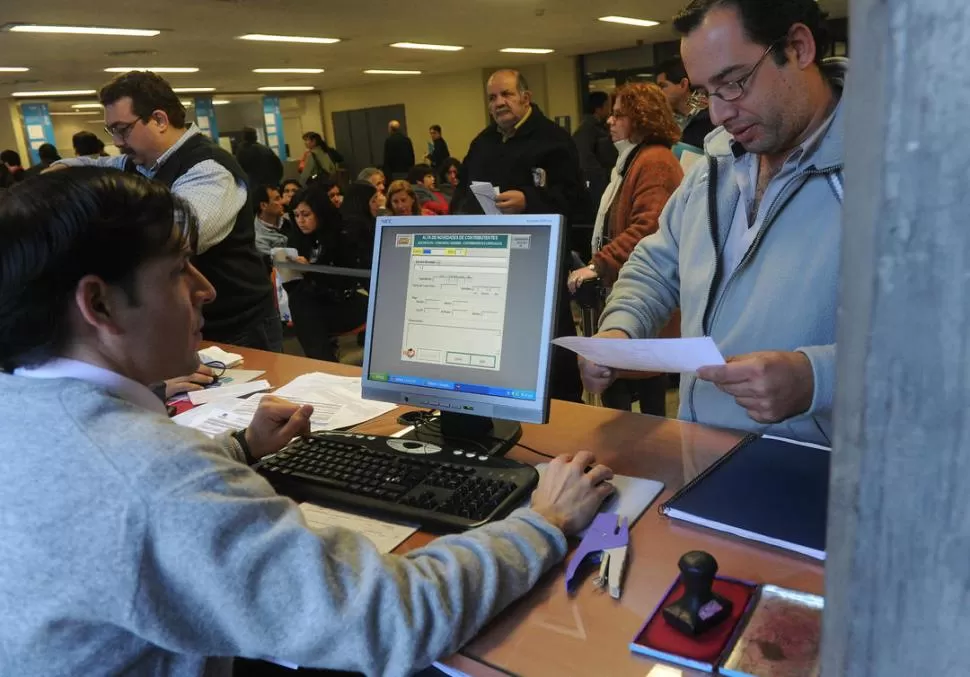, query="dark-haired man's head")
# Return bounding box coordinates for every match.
[486,69,532,132]
[242,127,259,145]
[673,0,833,160]
[656,57,693,114]
[0,168,214,382]
[254,184,283,223]
[37,144,60,165]
[72,131,105,157]
[585,91,611,122]
[1,150,23,171]
[99,70,187,168]
[429,124,442,141]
